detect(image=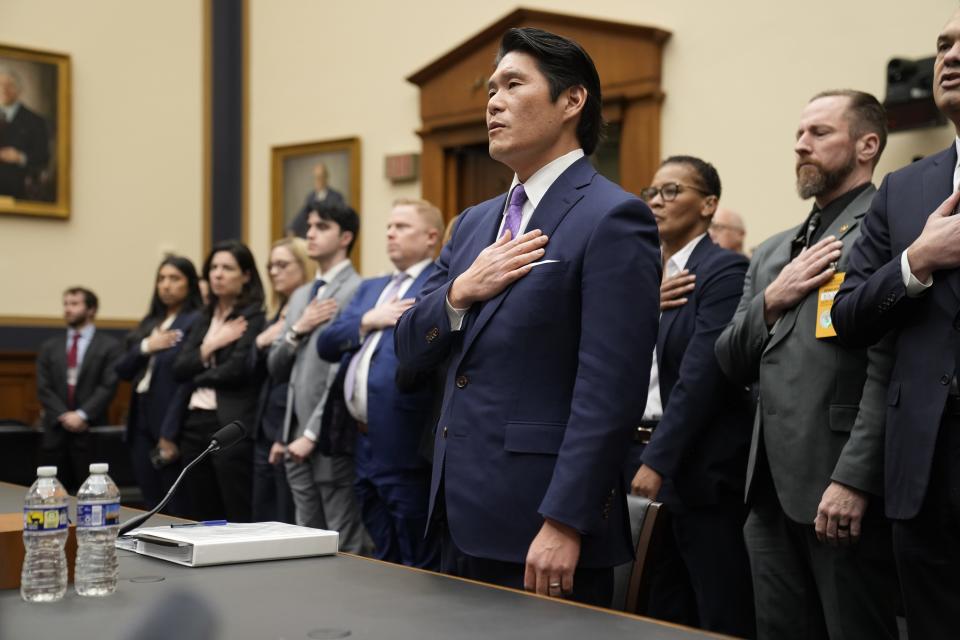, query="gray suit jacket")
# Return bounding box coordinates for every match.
[267,263,361,454]
[715,185,893,524]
